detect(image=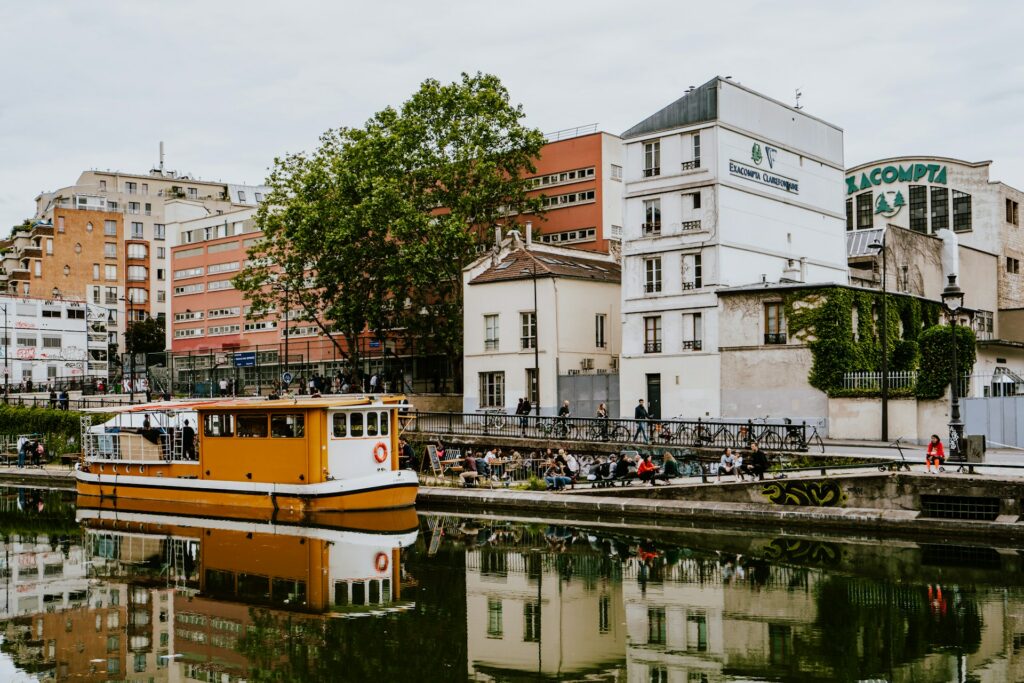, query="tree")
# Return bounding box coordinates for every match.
[916,323,976,399]
[234,72,545,379]
[124,316,165,355]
